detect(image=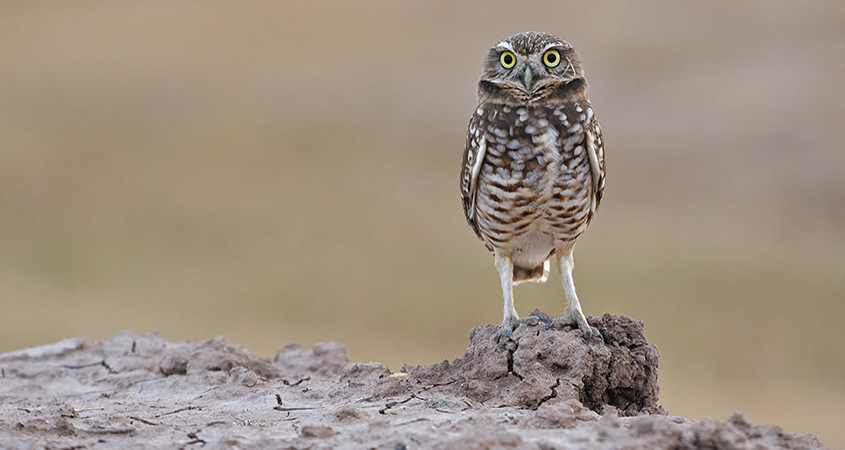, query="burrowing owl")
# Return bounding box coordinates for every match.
[460,32,606,342]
